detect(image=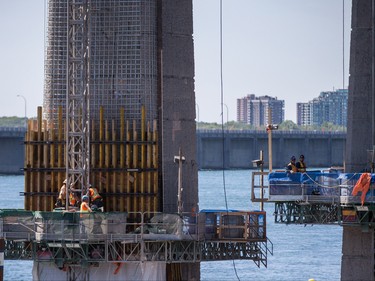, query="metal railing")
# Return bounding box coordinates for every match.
[1,210,271,265]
